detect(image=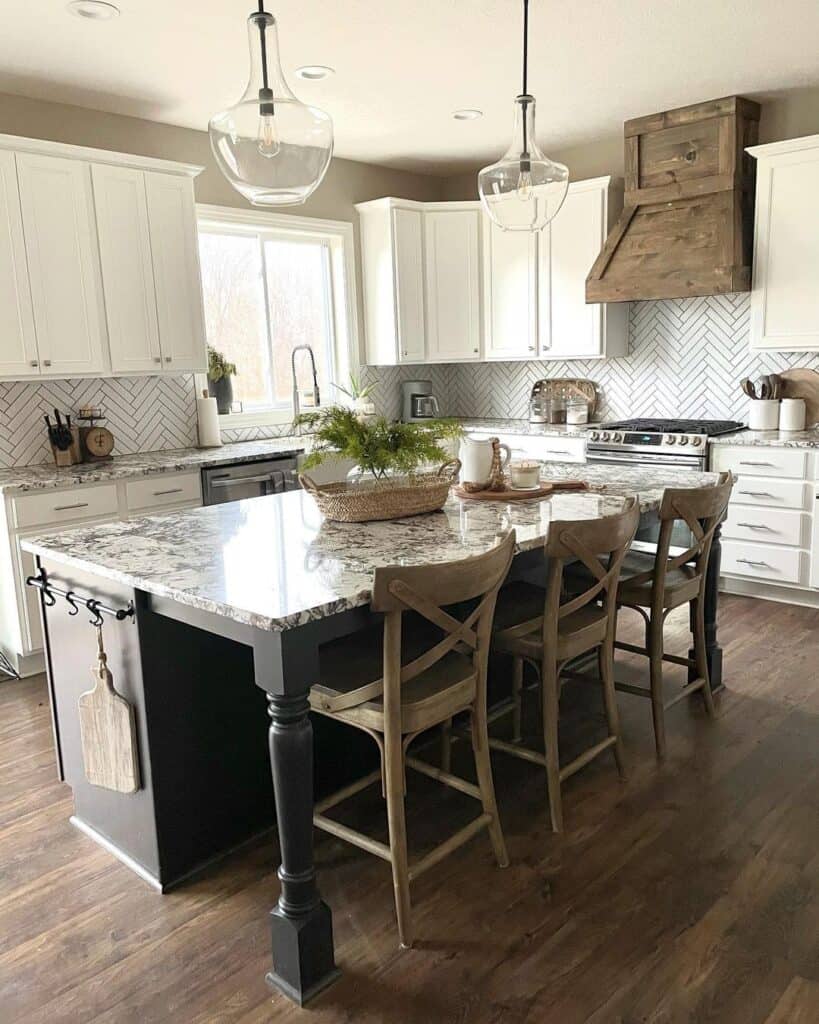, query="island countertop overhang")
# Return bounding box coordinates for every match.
[22,463,719,633]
